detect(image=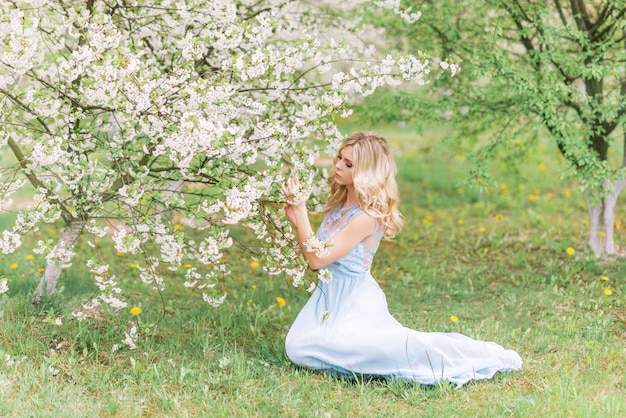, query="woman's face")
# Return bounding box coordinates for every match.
[334,145,354,186]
